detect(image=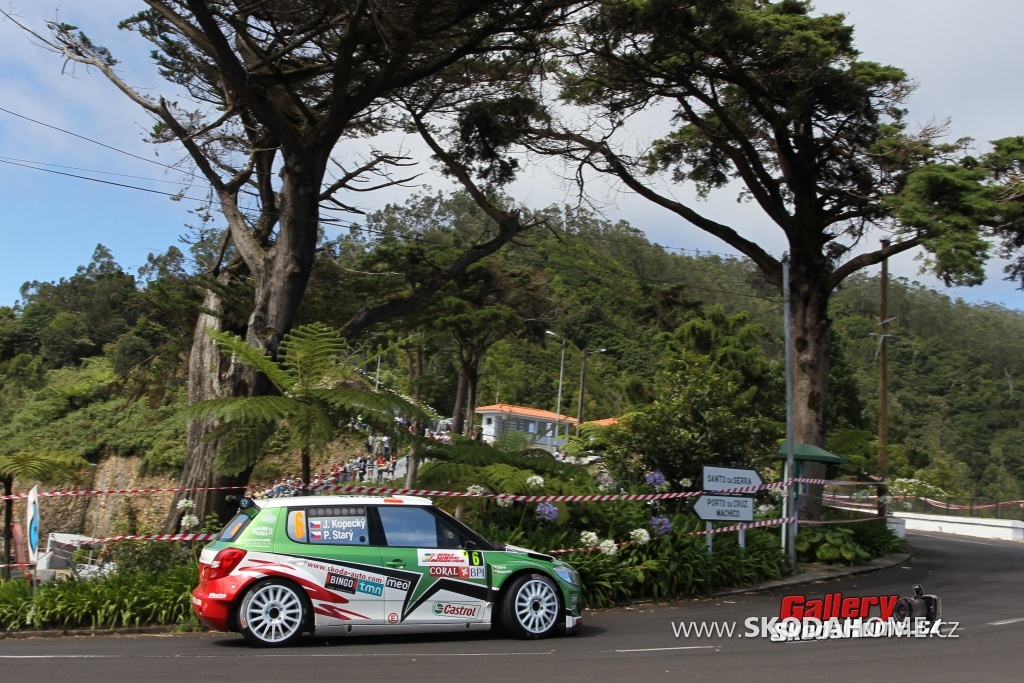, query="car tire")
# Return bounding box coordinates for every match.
[501,573,561,639]
[238,578,308,647]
